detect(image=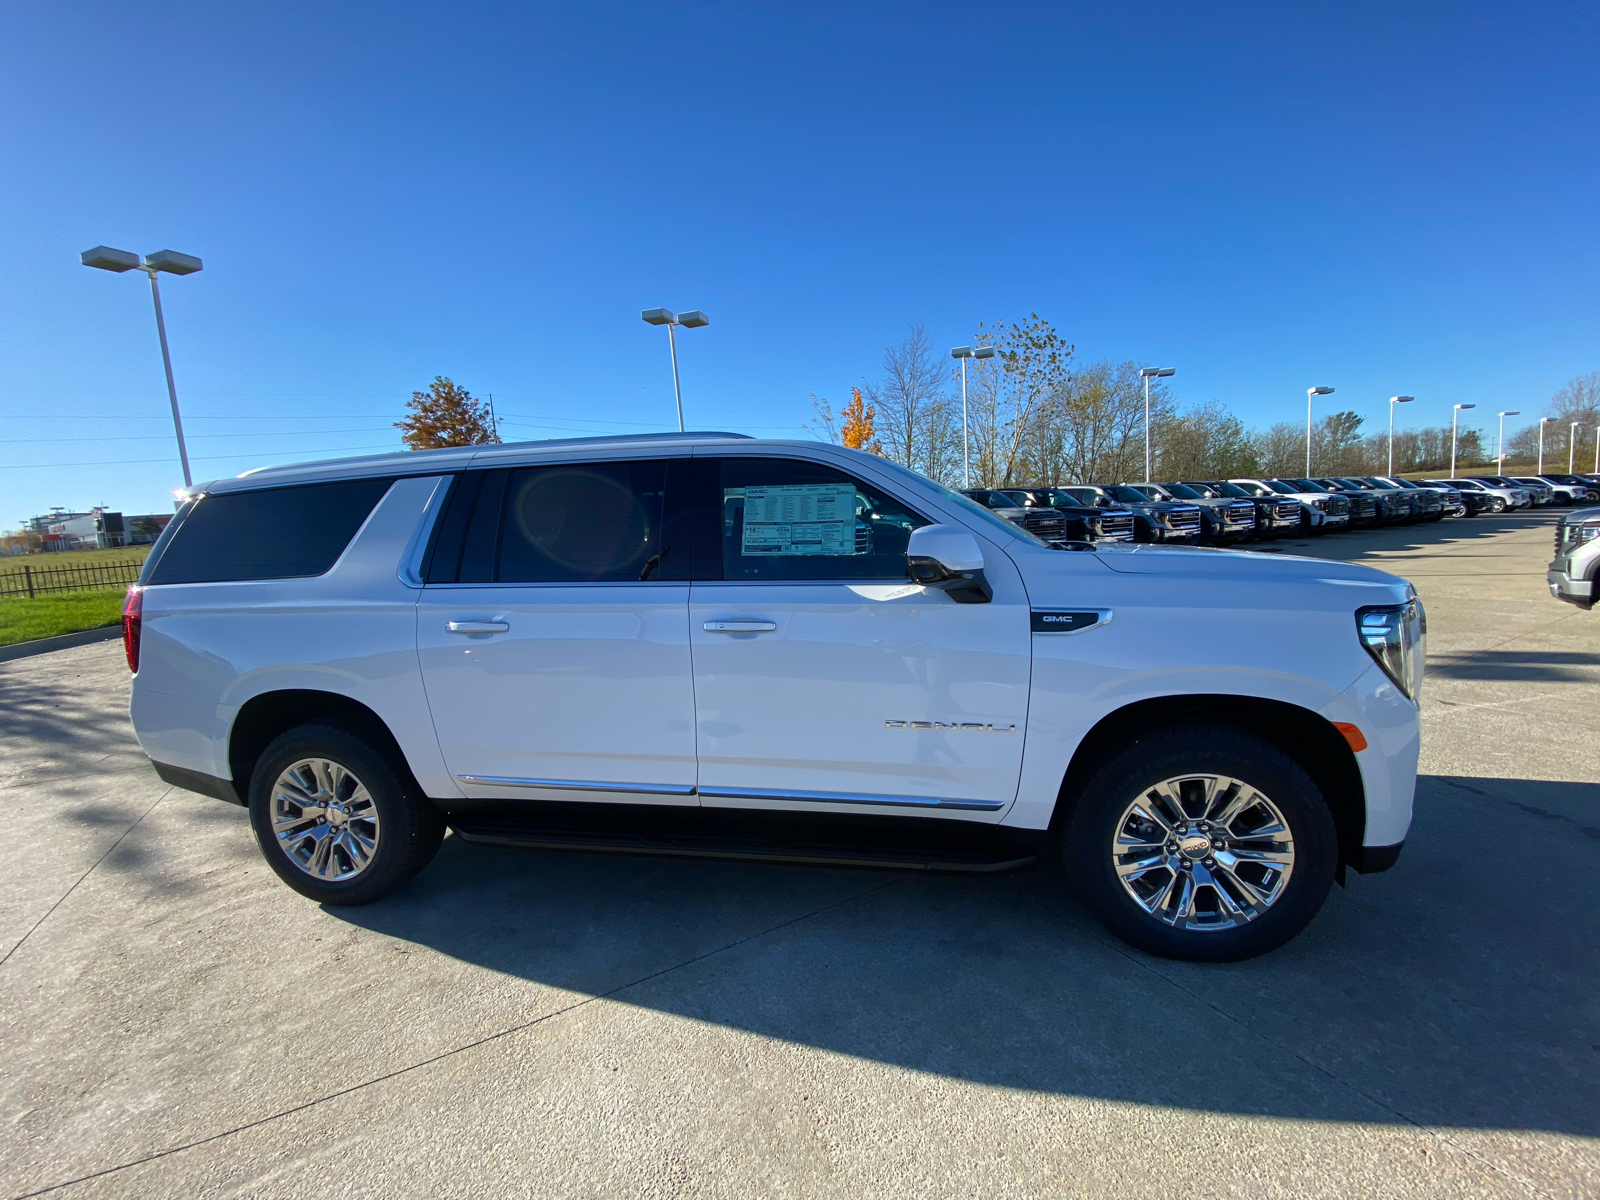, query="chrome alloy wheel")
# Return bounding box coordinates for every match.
[1111,773,1295,931]
[271,758,381,881]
